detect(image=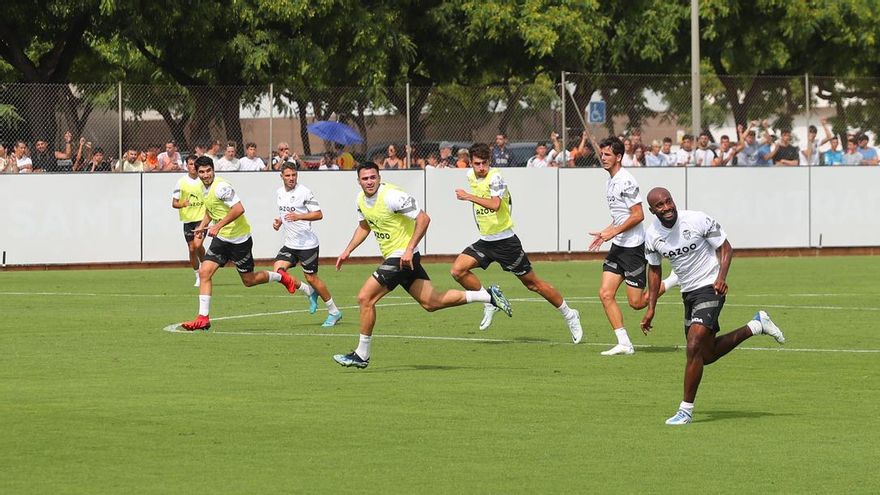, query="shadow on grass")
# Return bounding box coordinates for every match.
[699,410,796,423]
[373,364,528,373]
[635,345,681,354]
